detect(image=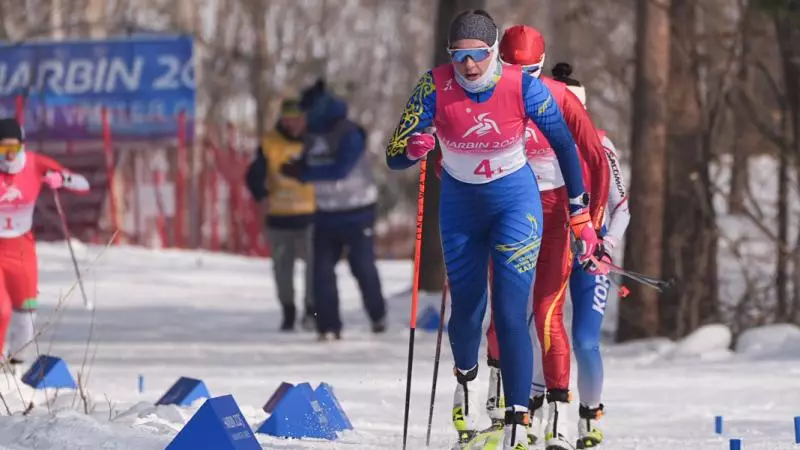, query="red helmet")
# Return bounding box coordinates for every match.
[499,25,546,77]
